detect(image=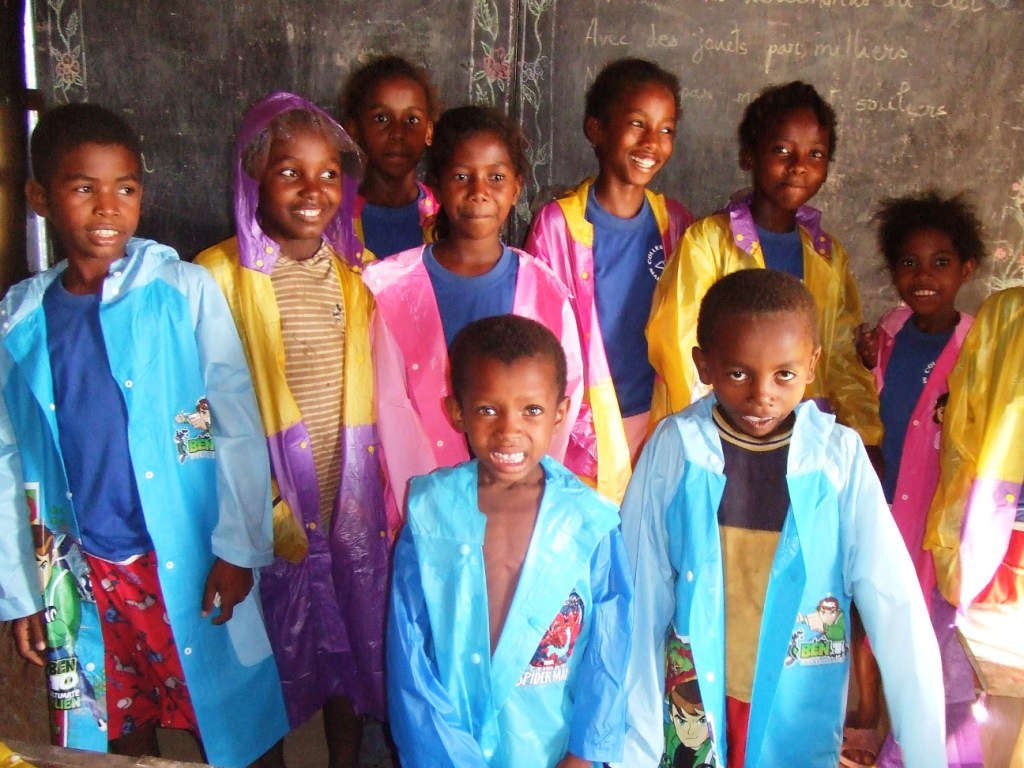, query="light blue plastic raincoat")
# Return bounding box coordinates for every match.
[388,457,631,767]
